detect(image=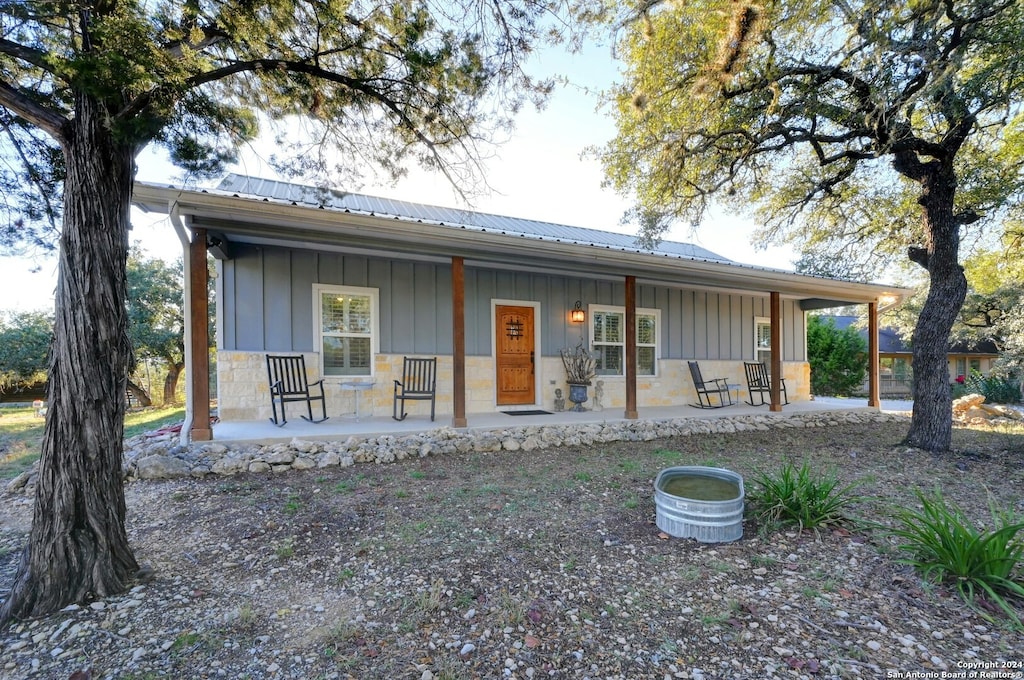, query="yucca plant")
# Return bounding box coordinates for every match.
[887,489,1024,628]
[748,461,864,533]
